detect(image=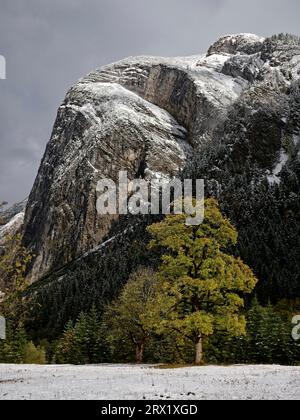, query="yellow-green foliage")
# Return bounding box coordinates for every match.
[104,267,168,363]
[0,323,47,364]
[0,233,33,292]
[22,342,46,365]
[147,198,258,361]
[0,234,33,321]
